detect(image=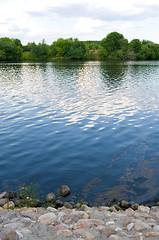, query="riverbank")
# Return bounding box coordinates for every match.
[1,187,159,239]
